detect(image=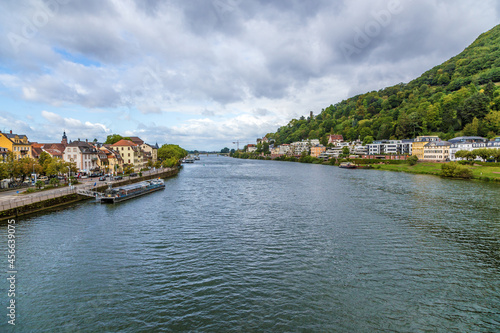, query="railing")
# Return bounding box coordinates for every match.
[0,183,96,212]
